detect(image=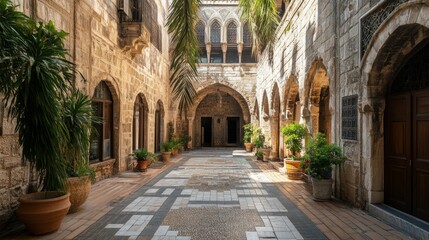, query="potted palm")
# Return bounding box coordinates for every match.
[281,122,307,180]
[130,148,158,172]
[0,3,74,234]
[62,90,98,213]
[170,137,182,157]
[304,133,346,201]
[161,141,174,162]
[243,123,254,152]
